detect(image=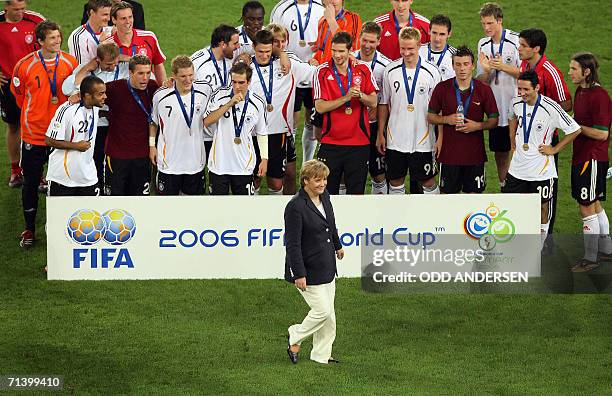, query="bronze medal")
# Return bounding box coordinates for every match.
[234,137,242,145]
[345,107,352,115]
[299,40,307,47]
[407,104,415,112]
[522,143,529,151]
[51,96,59,104]
[266,103,274,112]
